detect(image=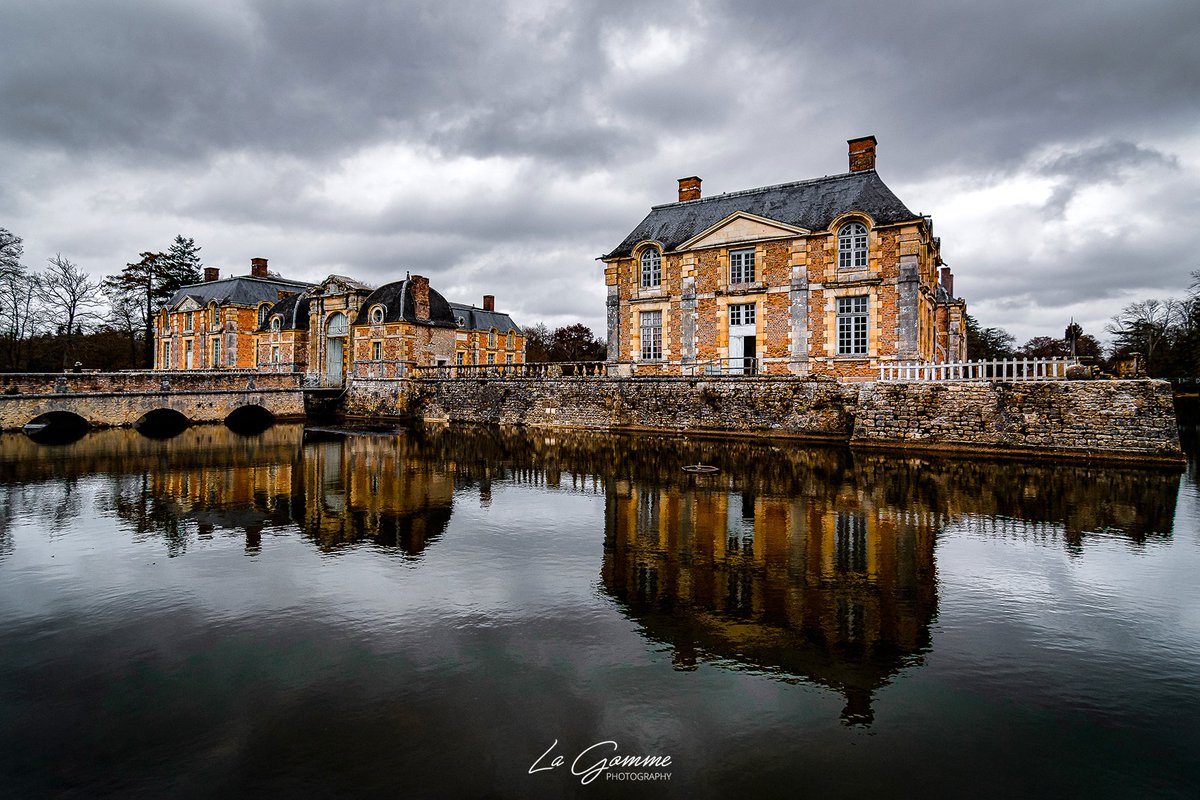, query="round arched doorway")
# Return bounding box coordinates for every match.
[325,312,349,385]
